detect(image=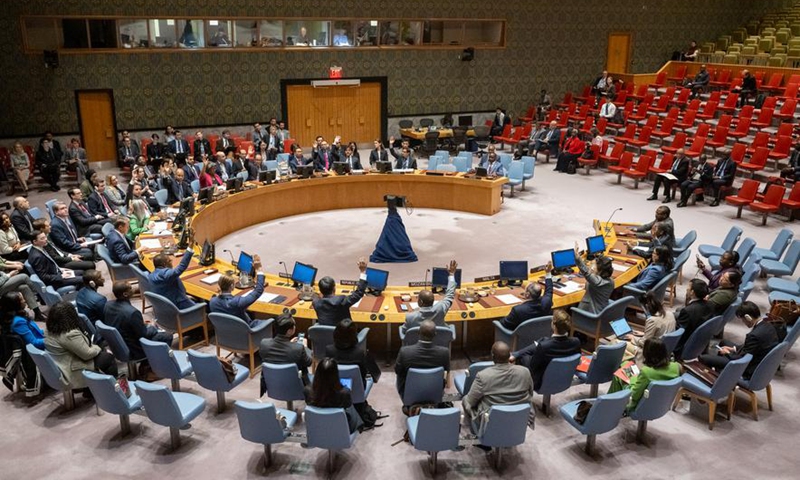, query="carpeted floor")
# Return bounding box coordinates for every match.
[1,151,798,480]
